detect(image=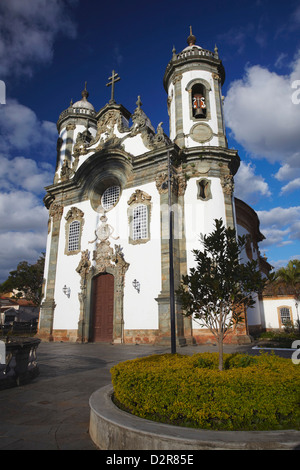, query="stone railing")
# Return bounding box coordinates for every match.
[176,47,216,61]
[0,337,41,390]
[57,106,97,126]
